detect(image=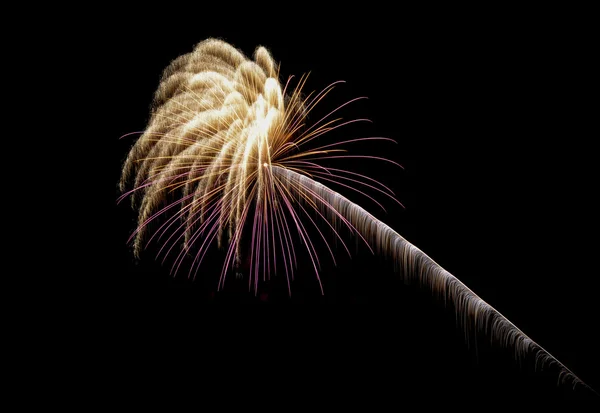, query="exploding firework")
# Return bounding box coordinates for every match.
[118,38,593,393]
